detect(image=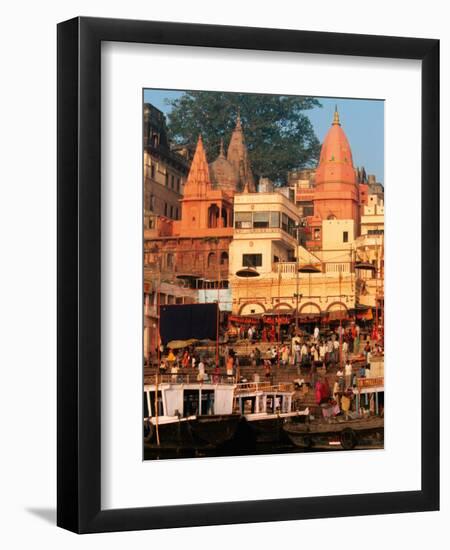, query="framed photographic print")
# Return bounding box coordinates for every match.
[57,17,439,533]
